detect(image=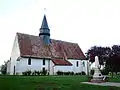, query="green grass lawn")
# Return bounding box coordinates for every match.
[0,75,120,90]
[108,75,120,82]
